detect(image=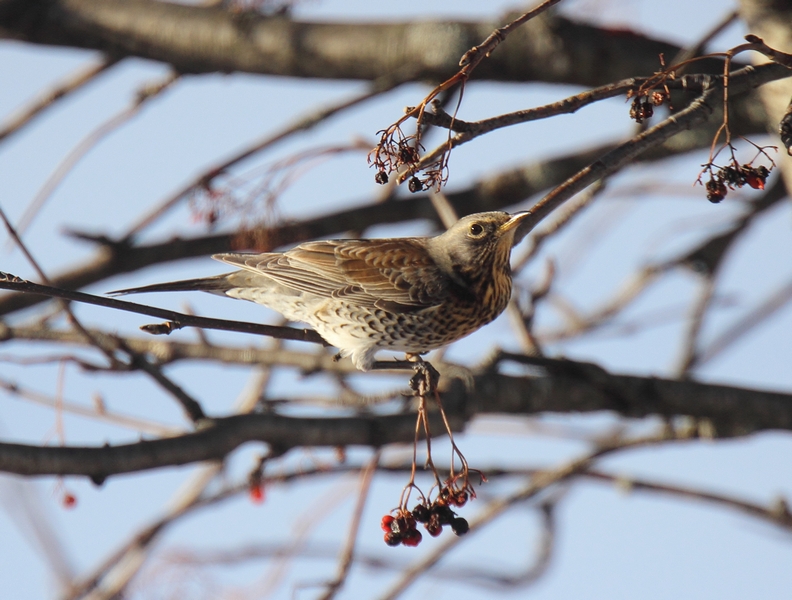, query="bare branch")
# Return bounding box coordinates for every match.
[0,56,118,143]
[0,271,326,345]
